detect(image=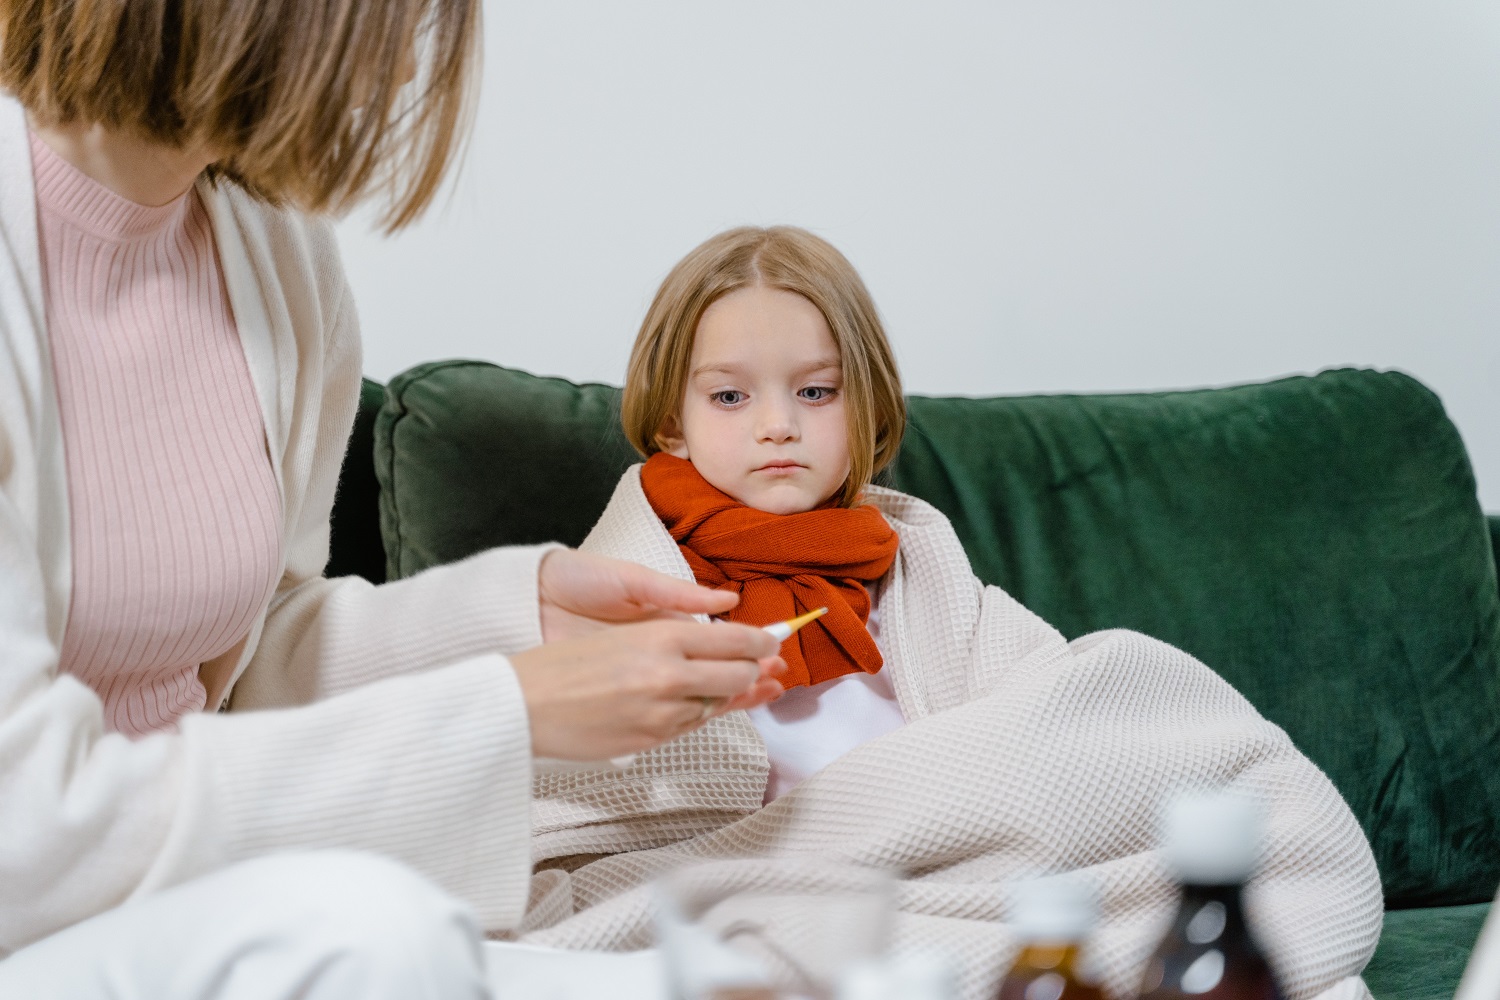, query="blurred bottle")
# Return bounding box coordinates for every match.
[839,953,958,1000]
[1137,791,1286,1000]
[996,875,1104,1000]
[655,884,775,1000]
